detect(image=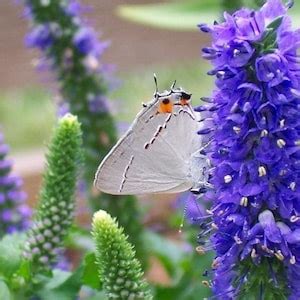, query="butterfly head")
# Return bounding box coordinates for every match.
[169,79,192,105]
[171,87,192,106]
[153,75,192,113]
